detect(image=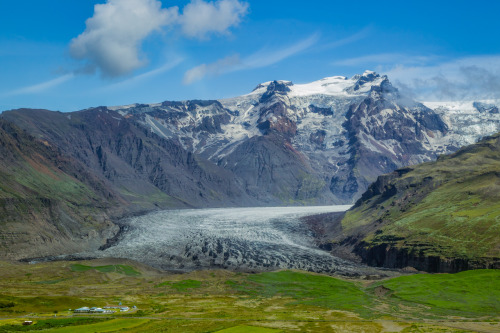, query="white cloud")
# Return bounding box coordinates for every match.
[183,33,319,84]
[70,0,179,77]
[384,56,500,101]
[180,0,249,39]
[4,74,74,96]
[333,52,500,101]
[70,0,249,77]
